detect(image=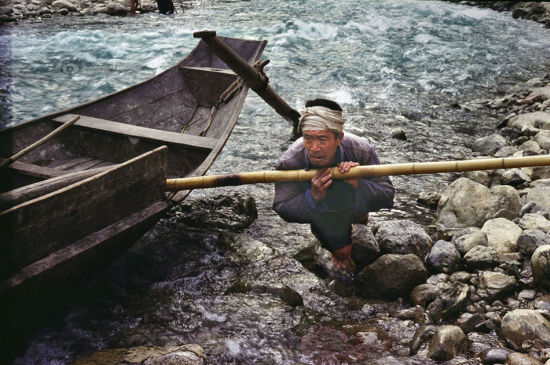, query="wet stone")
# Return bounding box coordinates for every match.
[426,240,461,274]
[518,289,537,301]
[531,245,550,290]
[174,193,258,232]
[350,224,380,269]
[374,219,432,258]
[427,325,467,361]
[479,347,511,364]
[506,352,545,365]
[456,312,484,334]
[532,294,550,311]
[500,309,550,351]
[478,271,517,300]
